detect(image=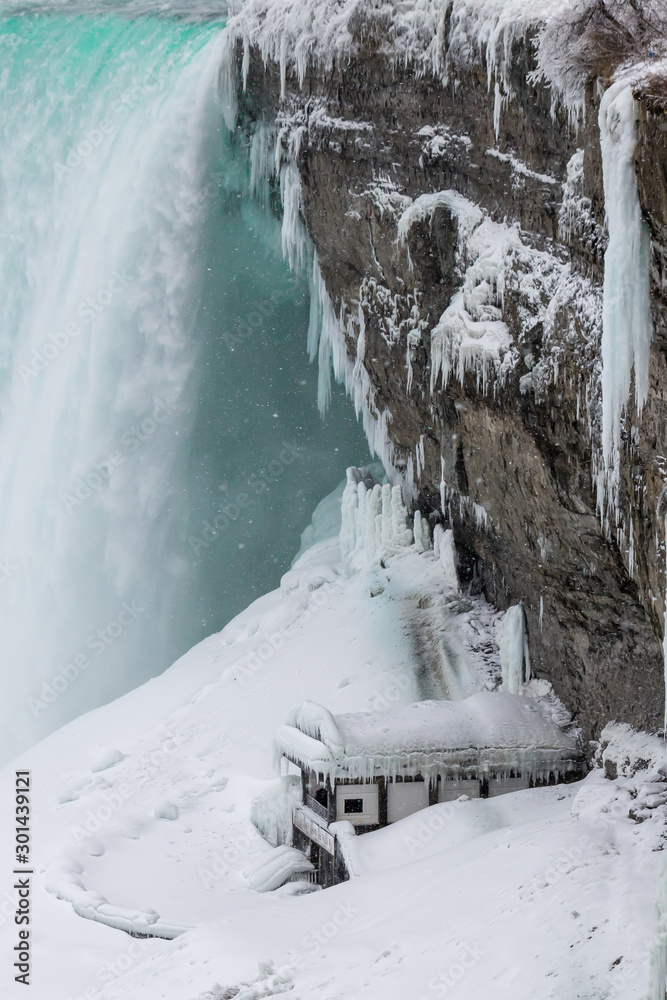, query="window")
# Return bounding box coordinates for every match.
[344,798,364,814]
[336,783,379,825]
[314,787,328,807]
